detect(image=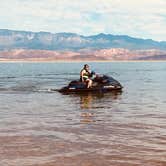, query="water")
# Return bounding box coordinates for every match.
[0,62,166,166]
